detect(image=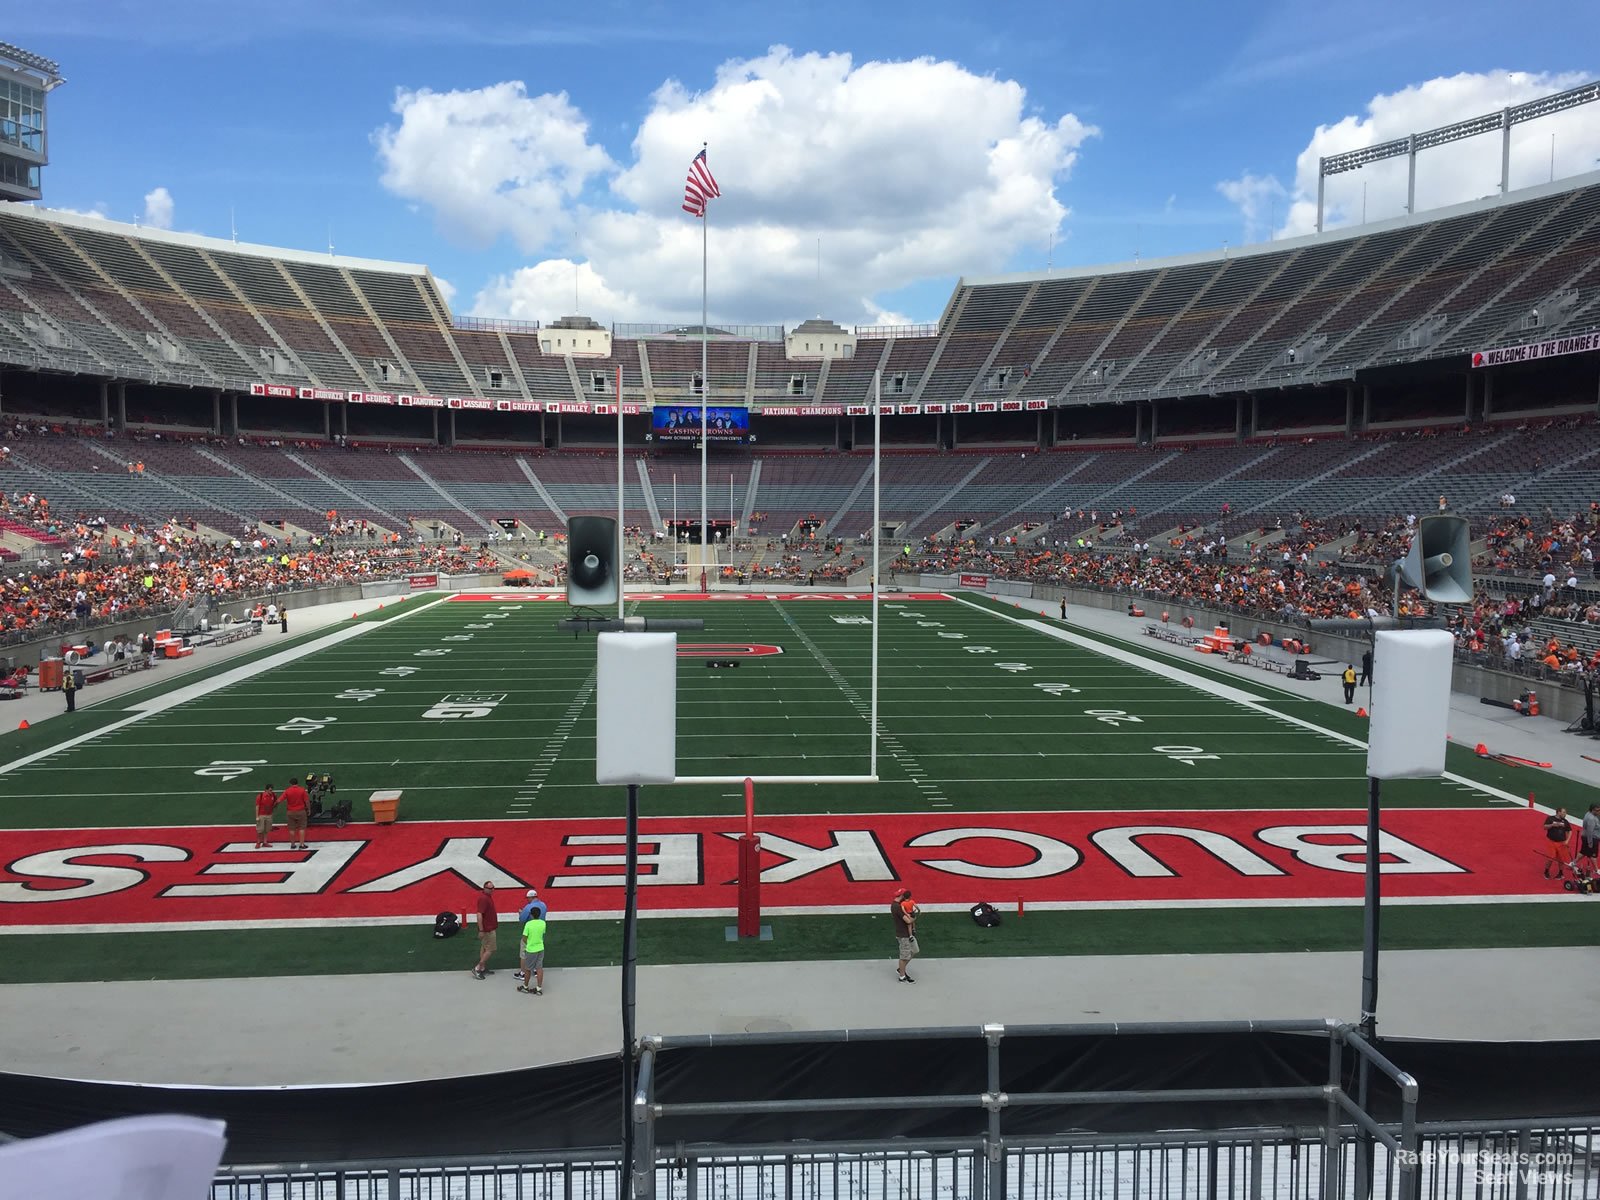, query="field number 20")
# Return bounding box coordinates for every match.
[1153,744,1220,766]
[1085,708,1141,726]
